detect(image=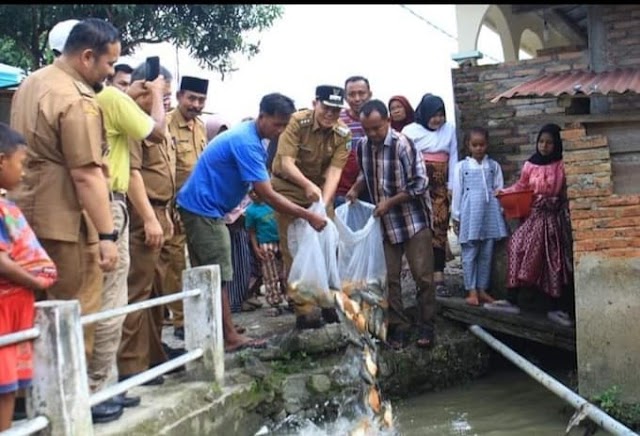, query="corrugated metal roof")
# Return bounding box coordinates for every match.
[491,68,640,103]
